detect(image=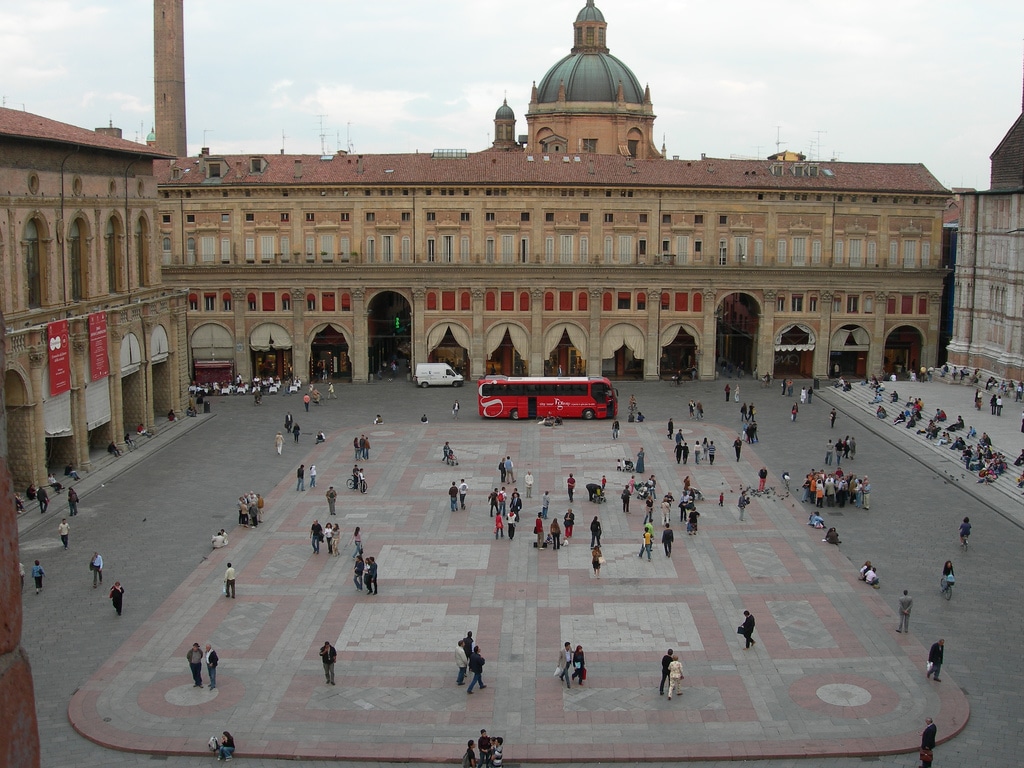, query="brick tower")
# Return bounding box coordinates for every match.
[153,0,187,157]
